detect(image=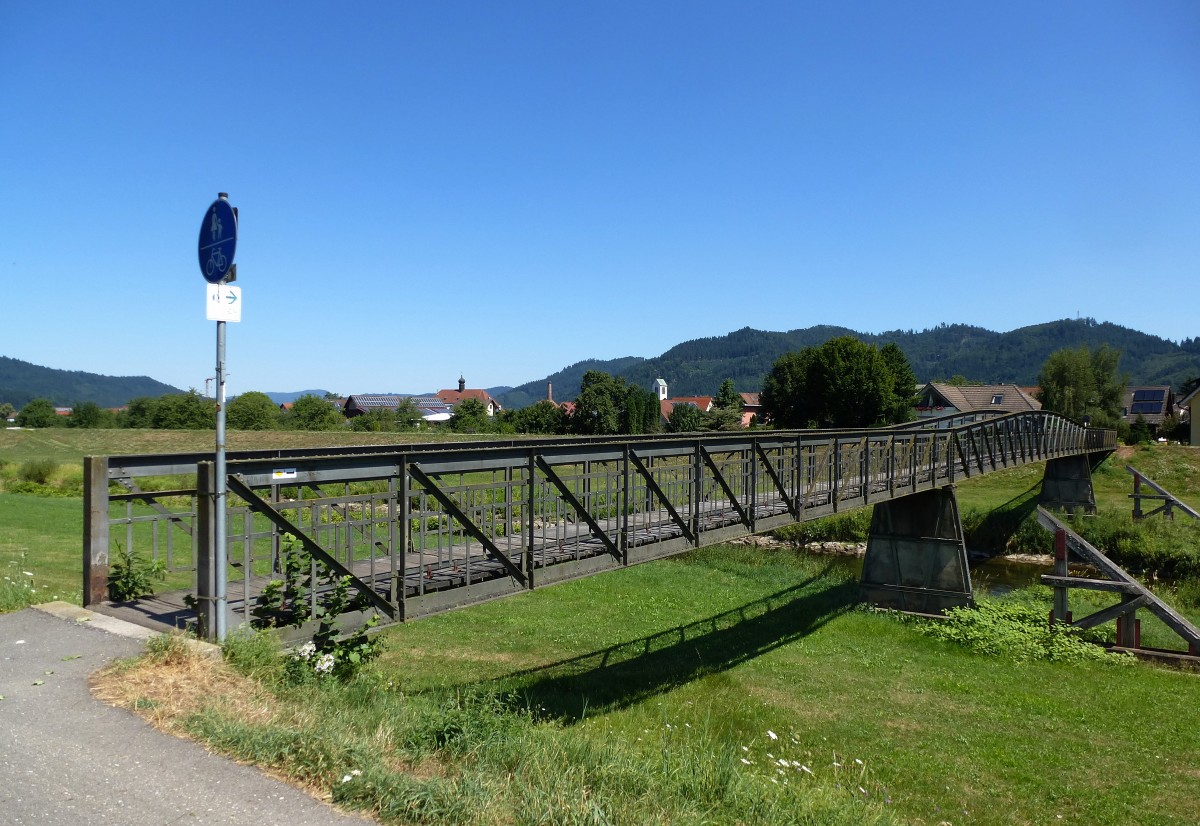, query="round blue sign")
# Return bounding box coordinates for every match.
[198,198,237,284]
